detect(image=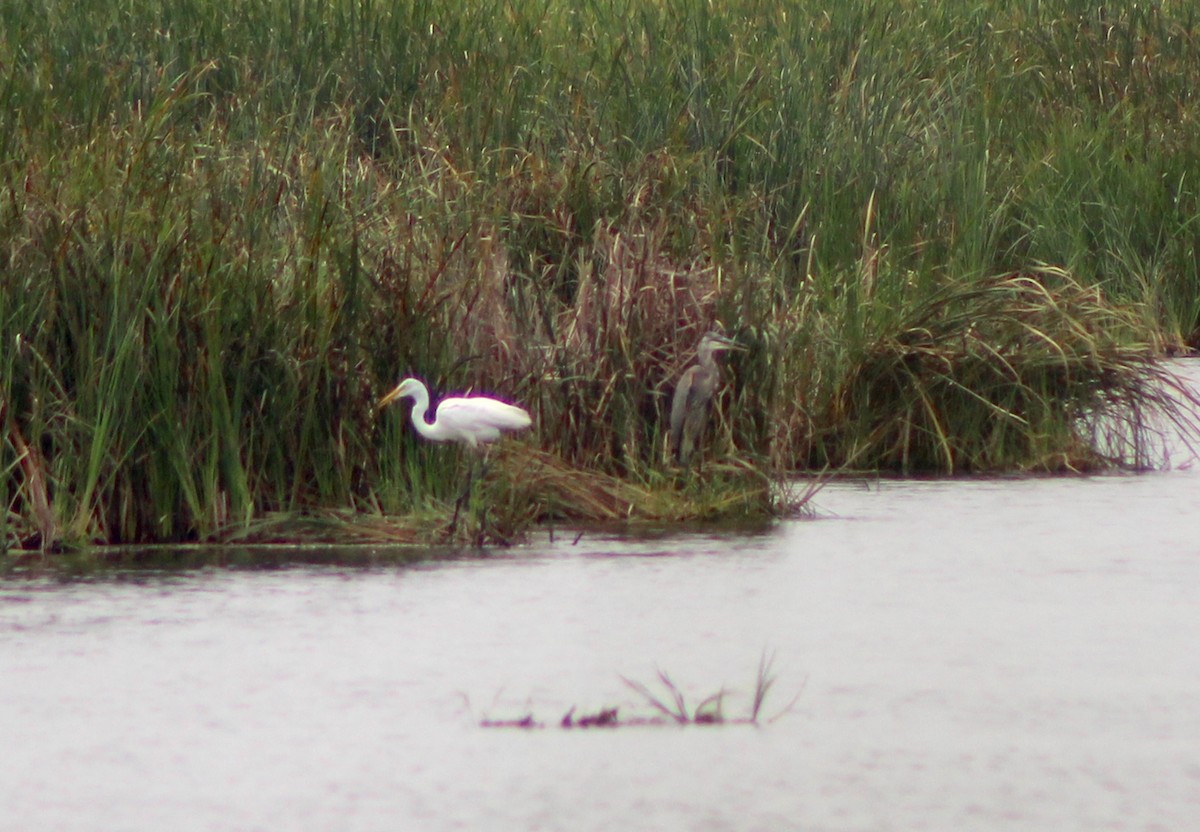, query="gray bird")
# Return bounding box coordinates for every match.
[669,331,745,466]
